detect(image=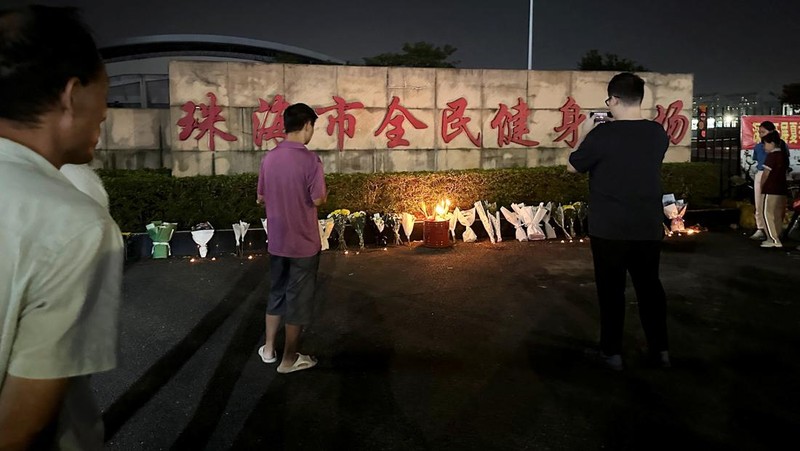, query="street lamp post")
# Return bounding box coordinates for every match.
[527,0,533,70]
